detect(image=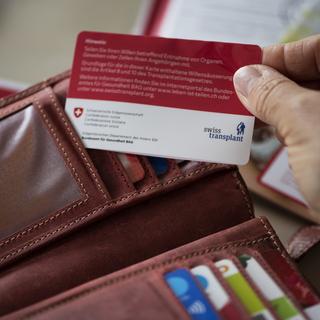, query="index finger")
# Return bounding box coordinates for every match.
[262,34,320,81]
